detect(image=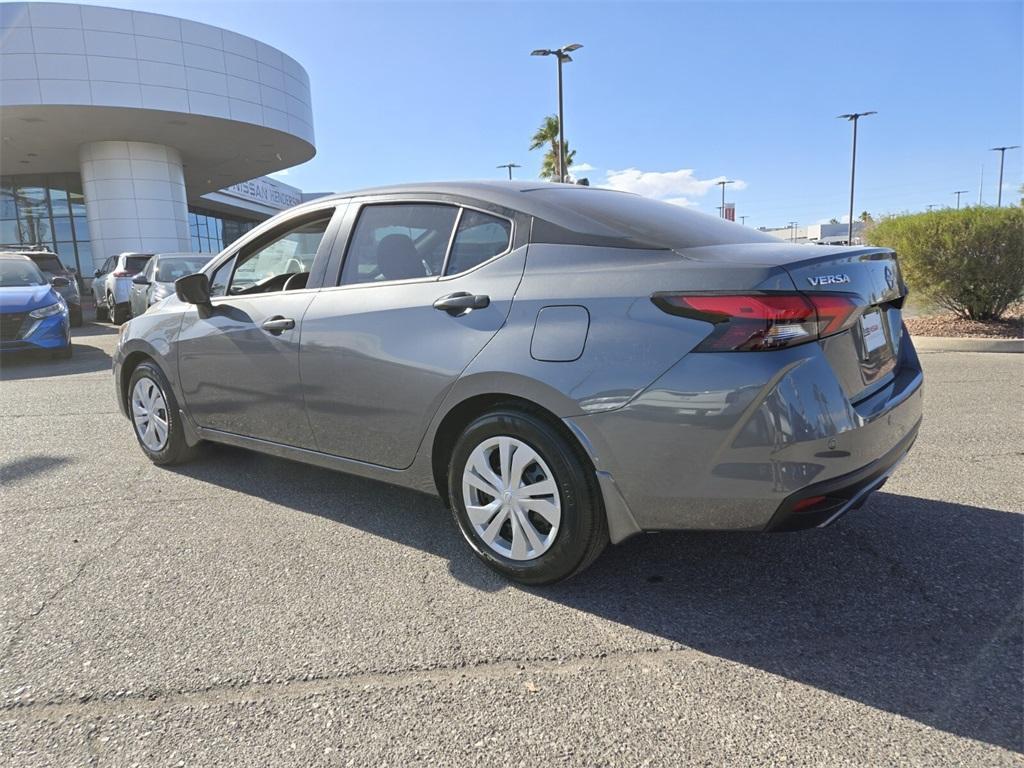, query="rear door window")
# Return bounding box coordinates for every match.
[339,204,458,285]
[445,210,512,275]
